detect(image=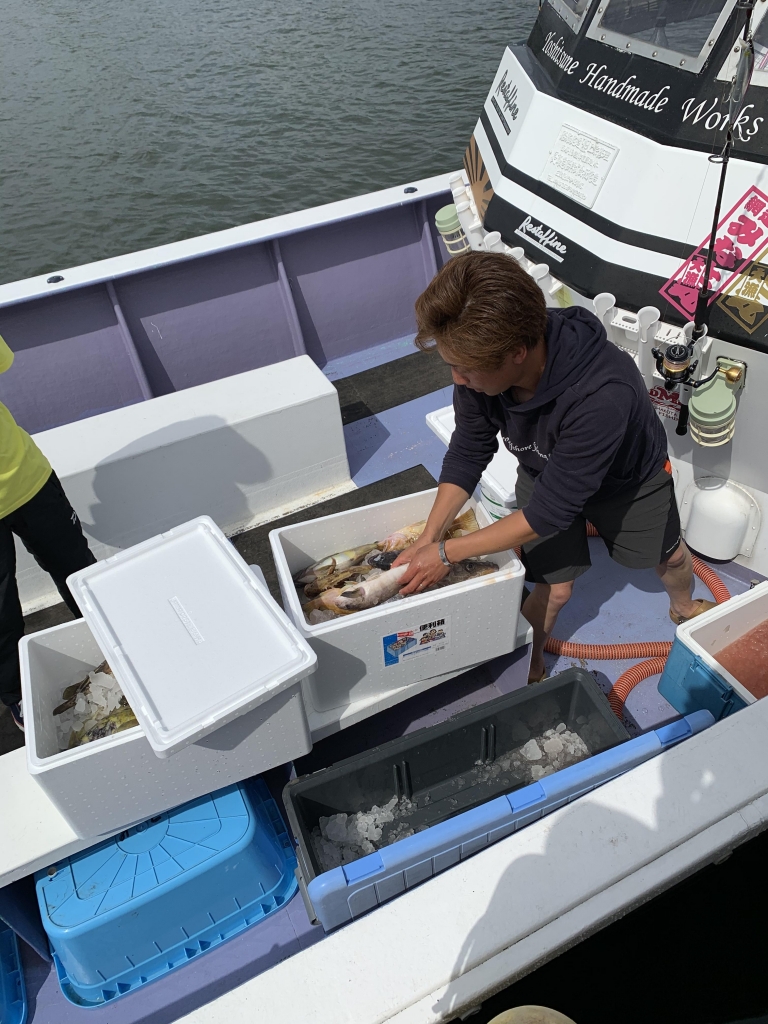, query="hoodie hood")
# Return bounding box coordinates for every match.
[509,306,608,413]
